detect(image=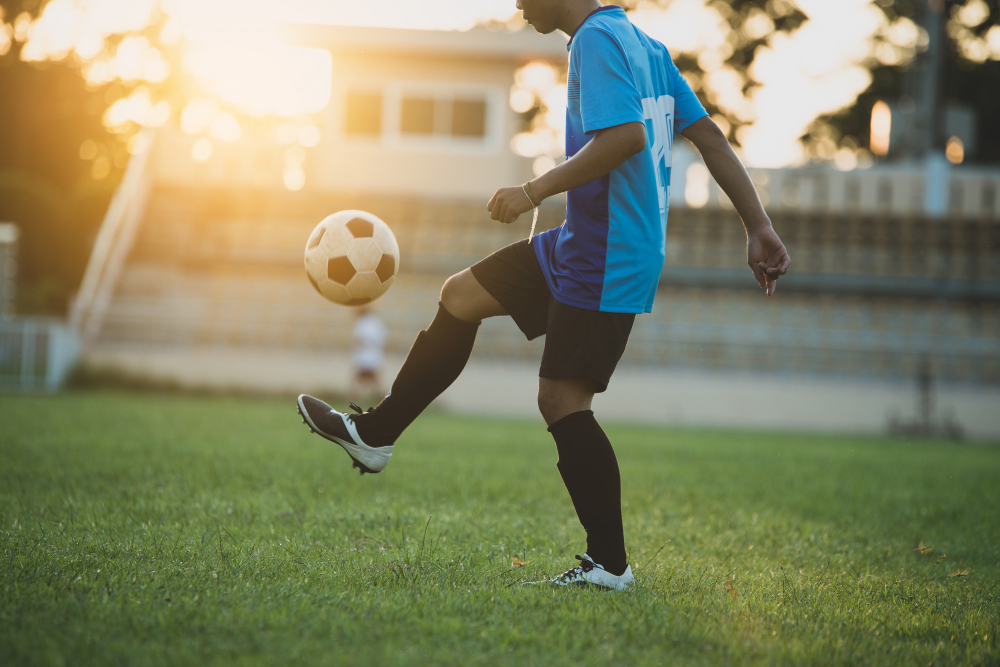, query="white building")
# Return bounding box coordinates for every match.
[153,24,568,200]
[147,23,1000,220]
